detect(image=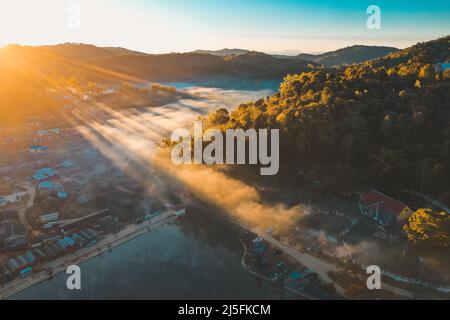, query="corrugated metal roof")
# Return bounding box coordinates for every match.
[362,189,408,216]
[23,251,37,264]
[63,236,76,246]
[57,192,69,199]
[38,181,63,190]
[33,167,57,181]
